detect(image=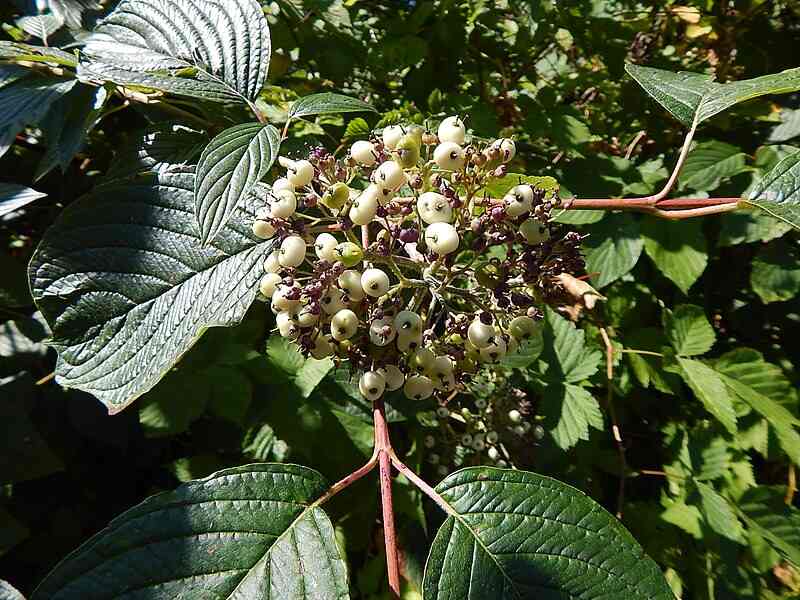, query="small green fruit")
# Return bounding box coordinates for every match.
[335,242,364,268]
